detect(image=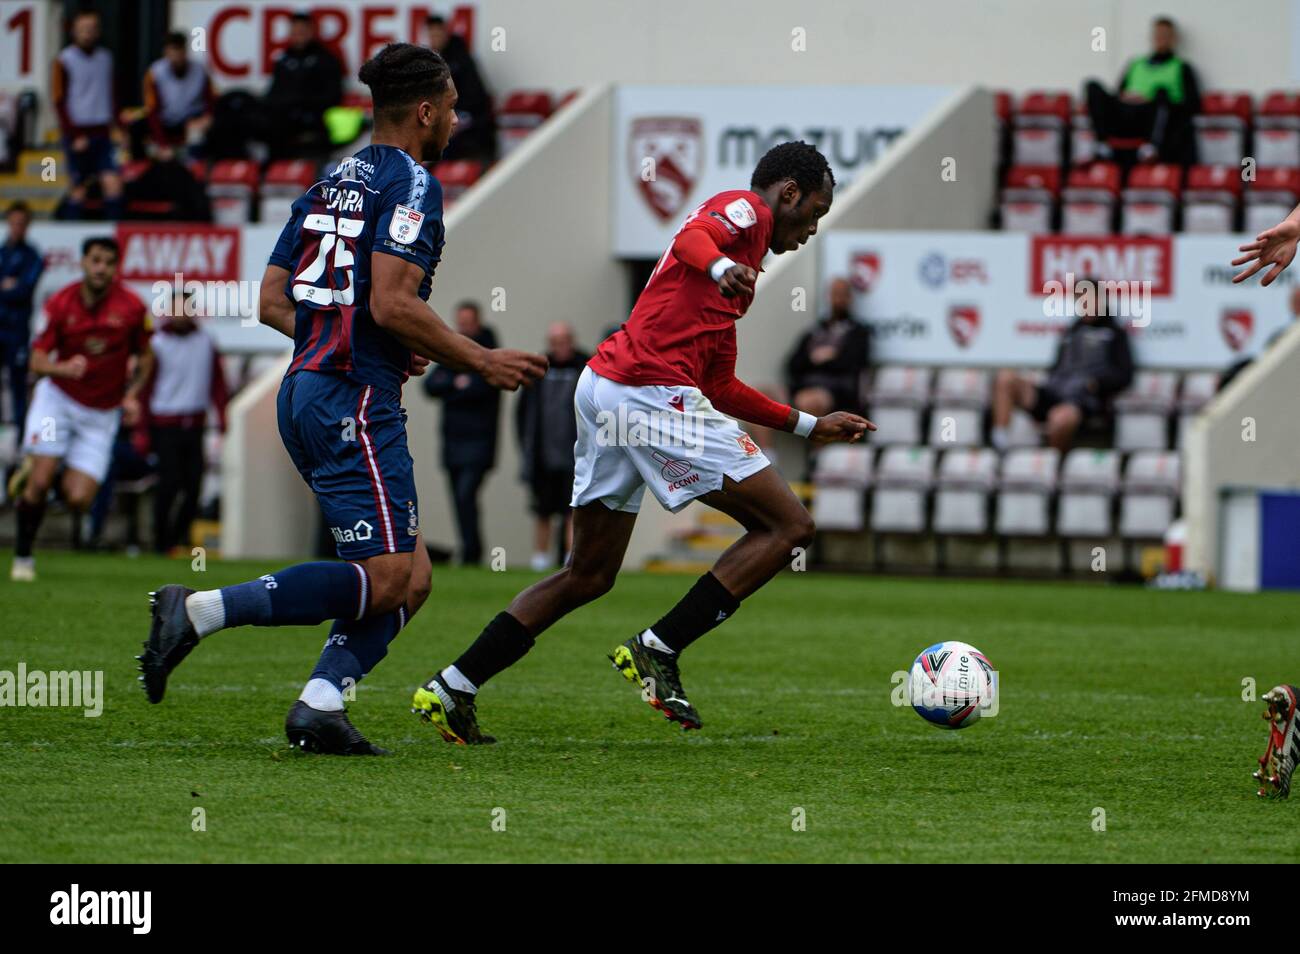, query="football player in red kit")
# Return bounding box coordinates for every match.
[412,141,872,742]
